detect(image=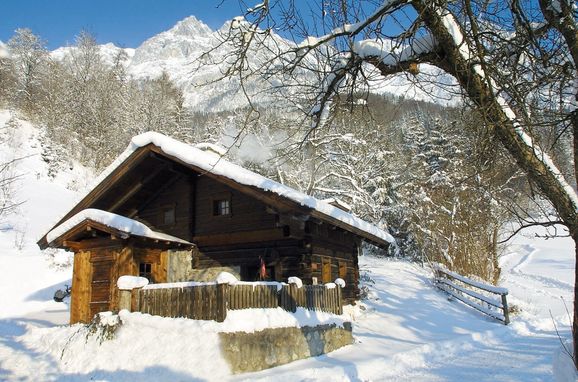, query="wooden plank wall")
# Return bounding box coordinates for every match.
[306,221,362,303]
[194,176,276,236]
[137,176,192,241]
[310,252,358,302]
